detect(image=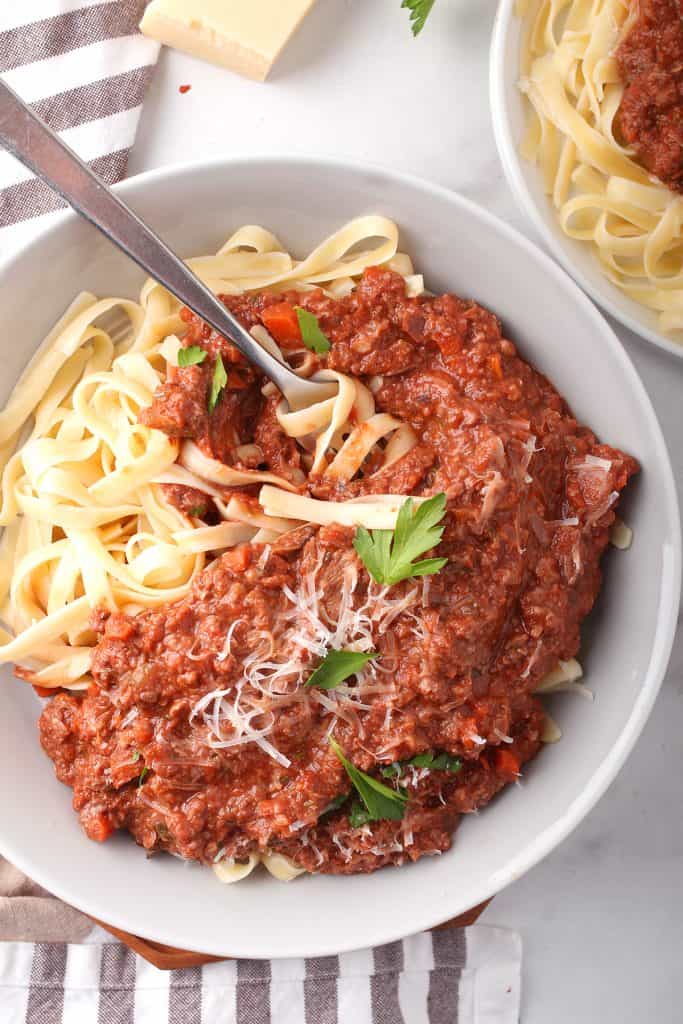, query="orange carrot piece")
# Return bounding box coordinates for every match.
[32,684,56,698]
[494,748,521,779]
[261,302,302,349]
[89,813,114,842]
